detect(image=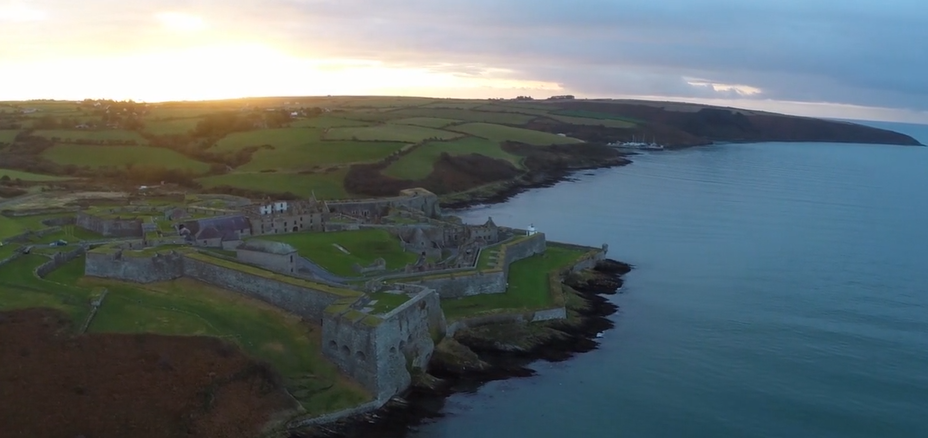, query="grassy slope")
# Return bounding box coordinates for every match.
[385,108,537,125]
[291,117,371,129]
[42,145,211,172]
[0,130,19,143]
[324,124,461,142]
[0,169,72,181]
[0,256,369,414]
[258,229,417,277]
[198,168,350,199]
[548,114,636,128]
[451,122,584,145]
[390,117,461,128]
[215,128,406,171]
[34,129,148,143]
[143,118,202,135]
[382,137,522,180]
[441,246,585,320]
